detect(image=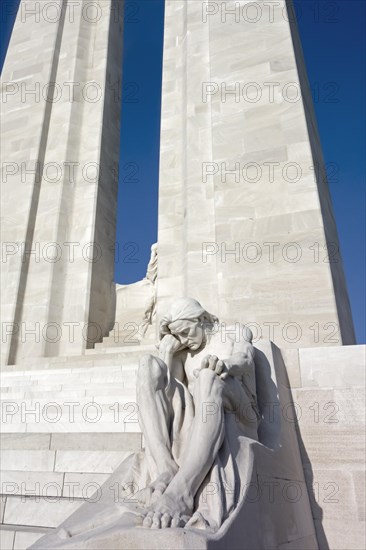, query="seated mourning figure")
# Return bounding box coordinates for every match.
[35,298,261,548]
[136,297,259,529]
